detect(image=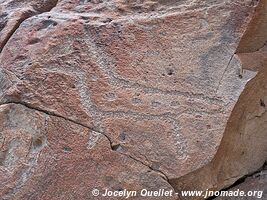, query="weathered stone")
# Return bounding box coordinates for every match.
[0,0,266,199]
[170,0,267,197]
[170,64,267,198]
[0,103,176,200]
[215,168,267,200]
[0,0,58,52]
[0,0,258,179]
